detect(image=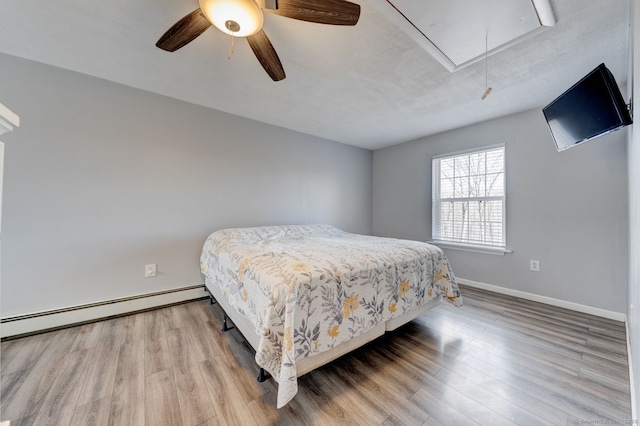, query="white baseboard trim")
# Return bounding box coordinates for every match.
[458,278,627,322]
[0,285,209,339]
